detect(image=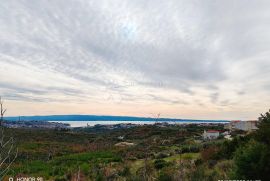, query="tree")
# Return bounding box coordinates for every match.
[158,171,173,181]
[154,159,168,170]
[232,109,270,180]
[256,109,270,144]
[232,140,270,180]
